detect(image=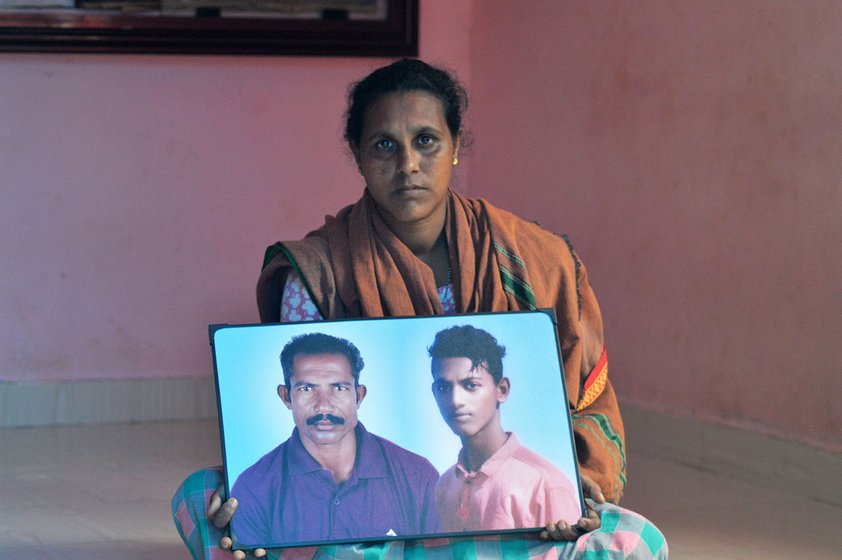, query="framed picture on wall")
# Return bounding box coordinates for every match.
[211,310,585,551]
[0,0,417,55]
